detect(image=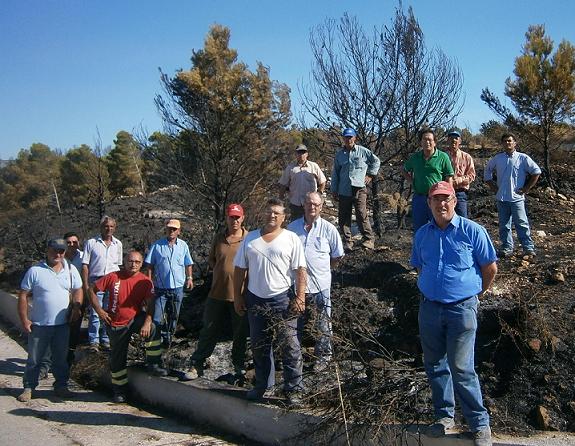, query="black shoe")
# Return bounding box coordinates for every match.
[113,392,127,403]
[147,364,168,377]
[497,250,512,258]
